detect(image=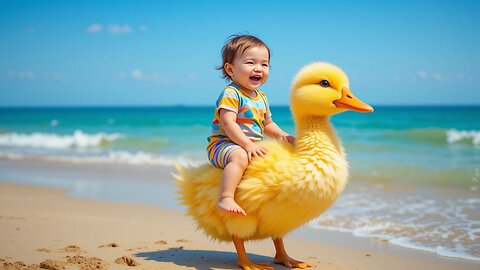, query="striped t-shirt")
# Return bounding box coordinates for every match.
[206,83,272,151]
